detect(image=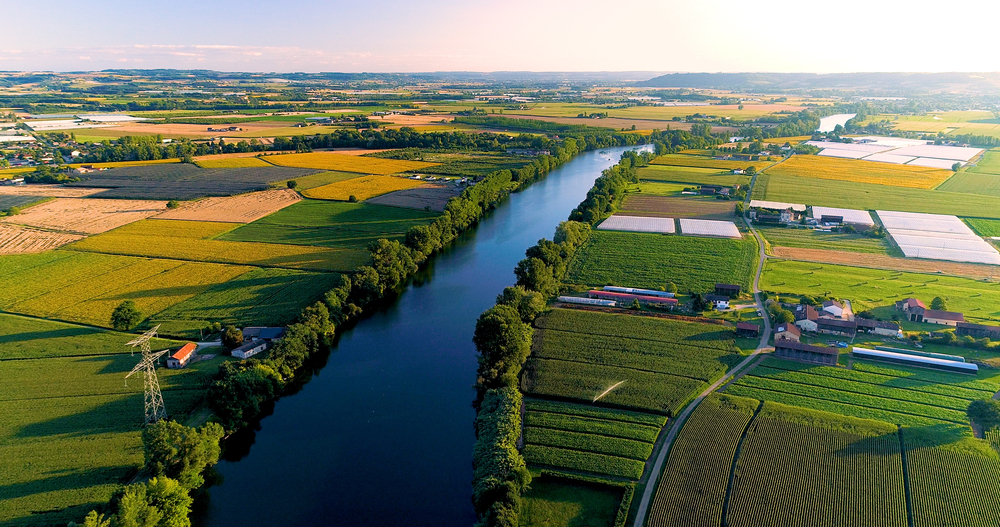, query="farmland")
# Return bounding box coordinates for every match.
[636,165,748,187]
[364,184,462,212]
[68,219,366,272]
[760,259,1000,321]
[2,198,167,234]
[966,218,1000,237]
[0,313,179,360]
[219,199,437,249]
[651,154,772,171]
[935,171,1000,196]
[620,194,735,220]
[565,230,758,292]
[0,224,83,254]
[264,152,438,174]
[68,163,317,200]
[766,155,954,189]
[518,477,624,527]
[968,149,1000,175]
[647,394,758,527]
[301,175,427,201]
[755,173,1000,219]
[194,157,275,169]
[0,195,48,211]
[270,170,363,190]
[154,188,301,223]
[759,225,893,254]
